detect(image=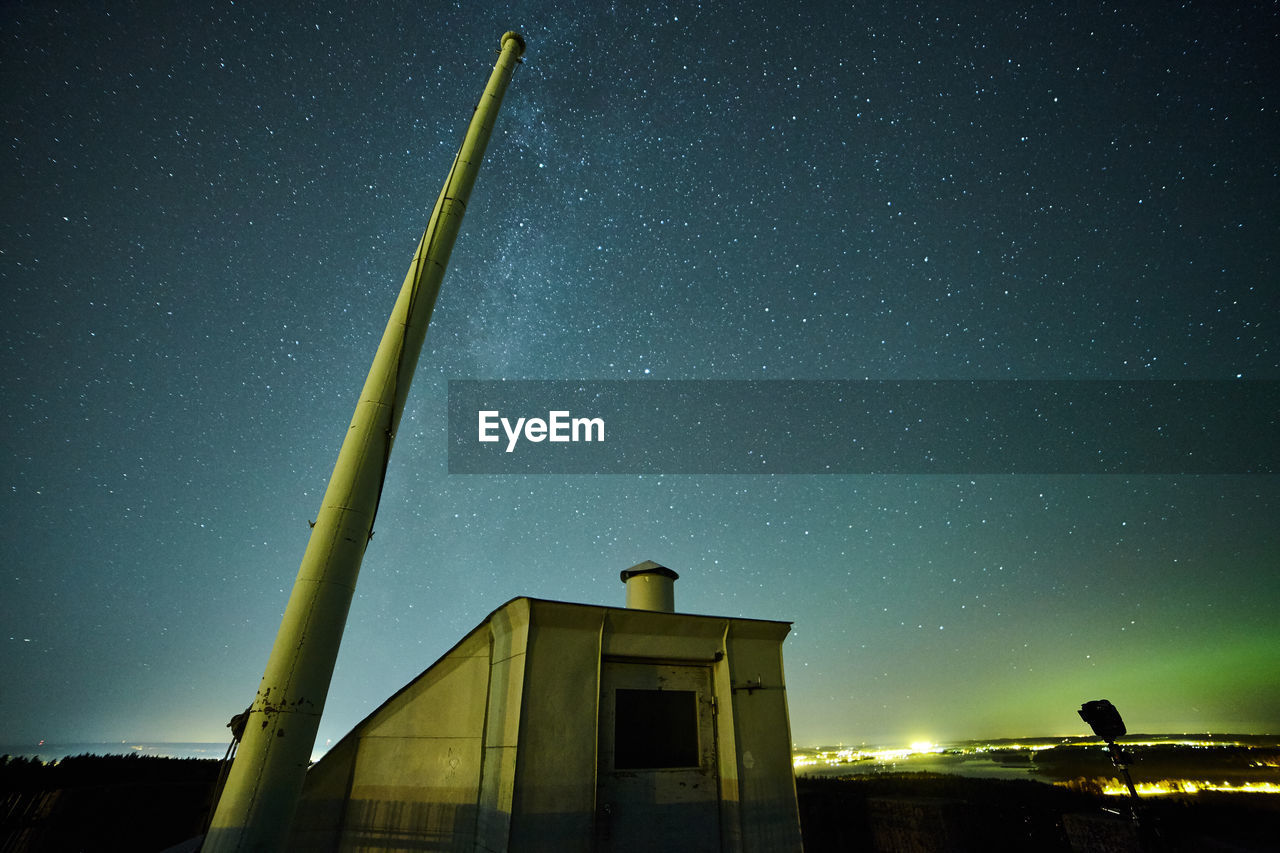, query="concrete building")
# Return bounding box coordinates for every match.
[287,561,803,852]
